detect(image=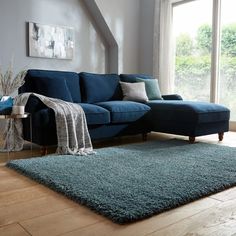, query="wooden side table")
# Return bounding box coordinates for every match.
[0,113,32,157]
